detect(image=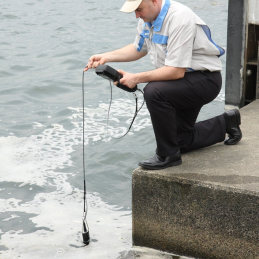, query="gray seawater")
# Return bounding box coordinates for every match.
[0,0,227,258]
